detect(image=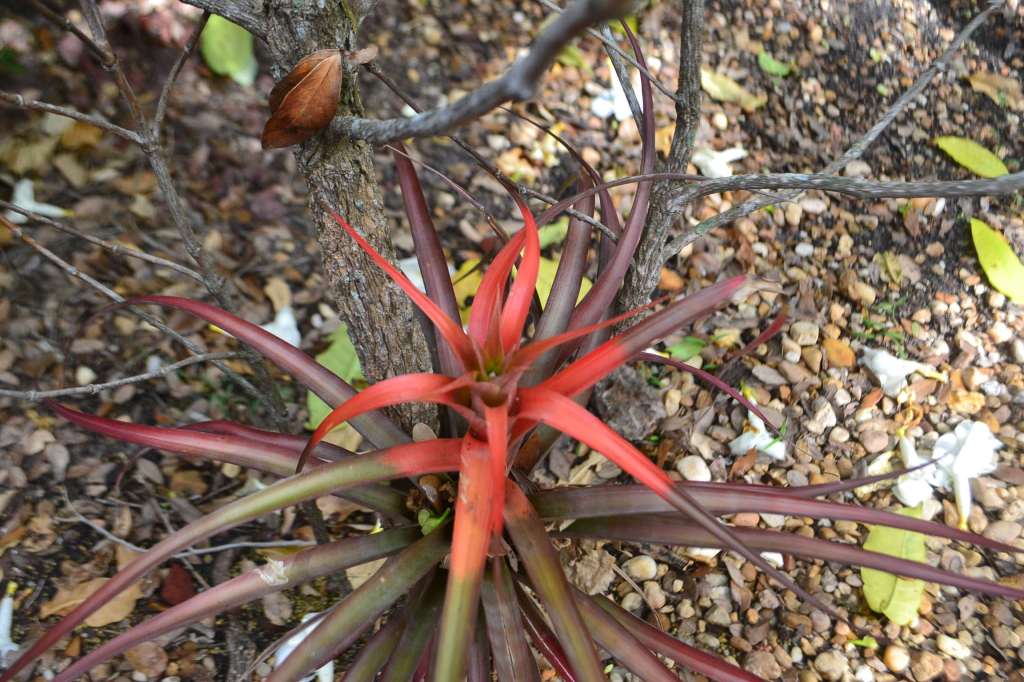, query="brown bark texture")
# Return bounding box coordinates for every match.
[187,0,435,430]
